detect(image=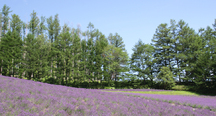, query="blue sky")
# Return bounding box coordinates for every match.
[1,0,216,57]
